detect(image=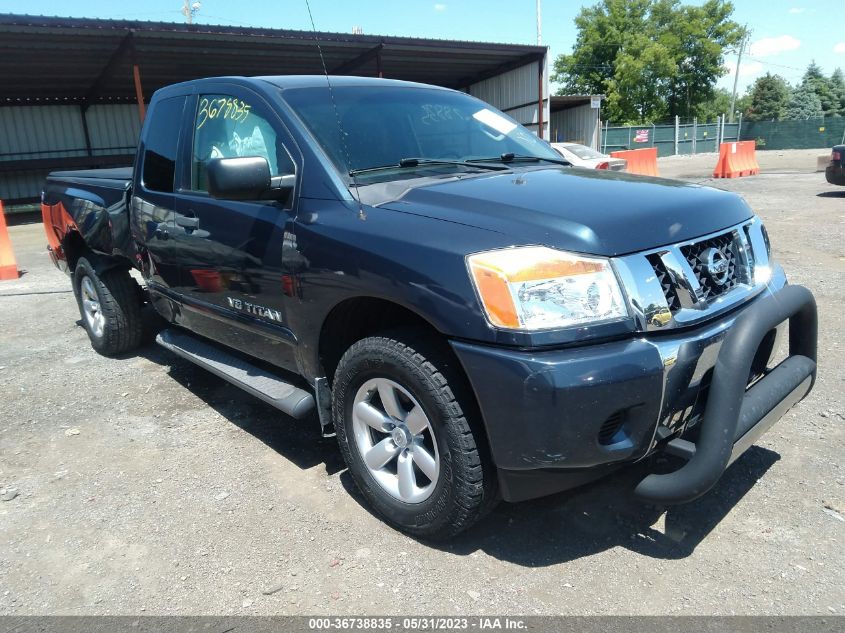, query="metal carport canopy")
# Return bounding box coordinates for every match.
[0,14,545,107]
